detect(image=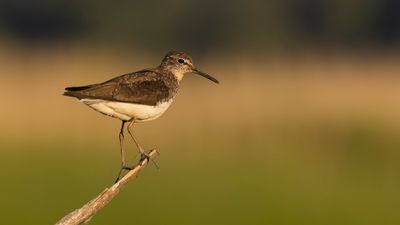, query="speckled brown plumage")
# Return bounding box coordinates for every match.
[64,69,179,106]
[64,51,218,107]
